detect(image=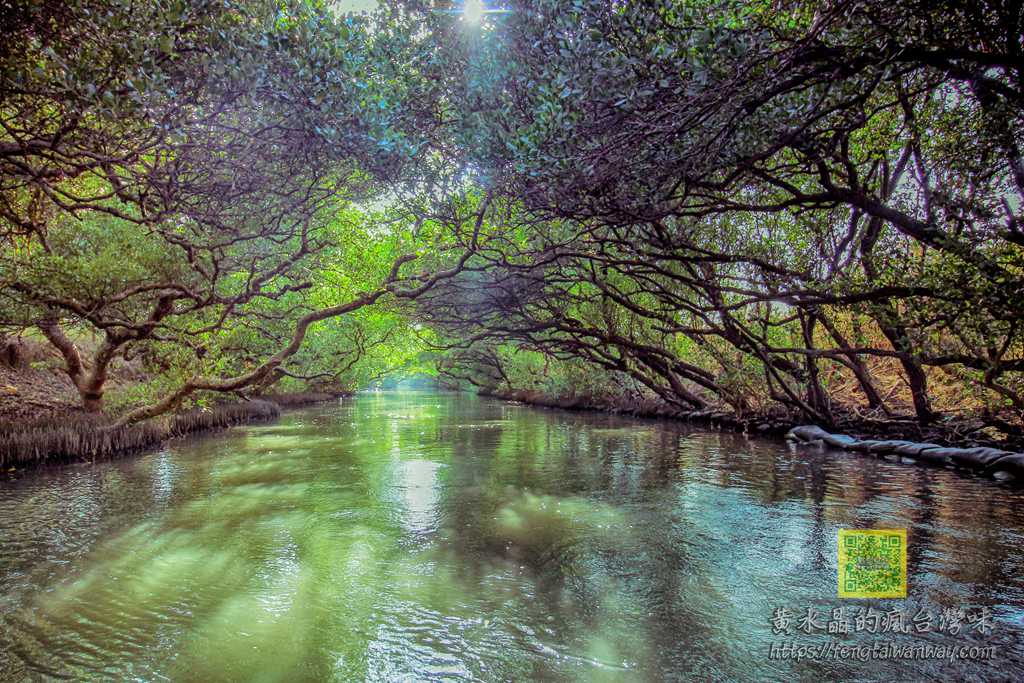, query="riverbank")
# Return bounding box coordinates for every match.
[483,388,1024,480]
[0,392,341,473]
